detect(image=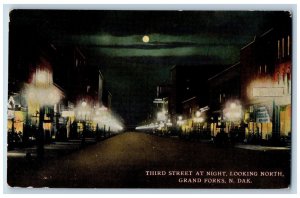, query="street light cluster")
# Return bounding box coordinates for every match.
[223,101,243,122]
[20,68,124,151]
[75,101,93,121]
[92,106,123,132]
[138,98,244,140]
[193,111,204,123]
[24,69,63,107]
[136,123,158,130]
[136,108,172,132]
[74,101,124,133]
[176,116,184,126]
